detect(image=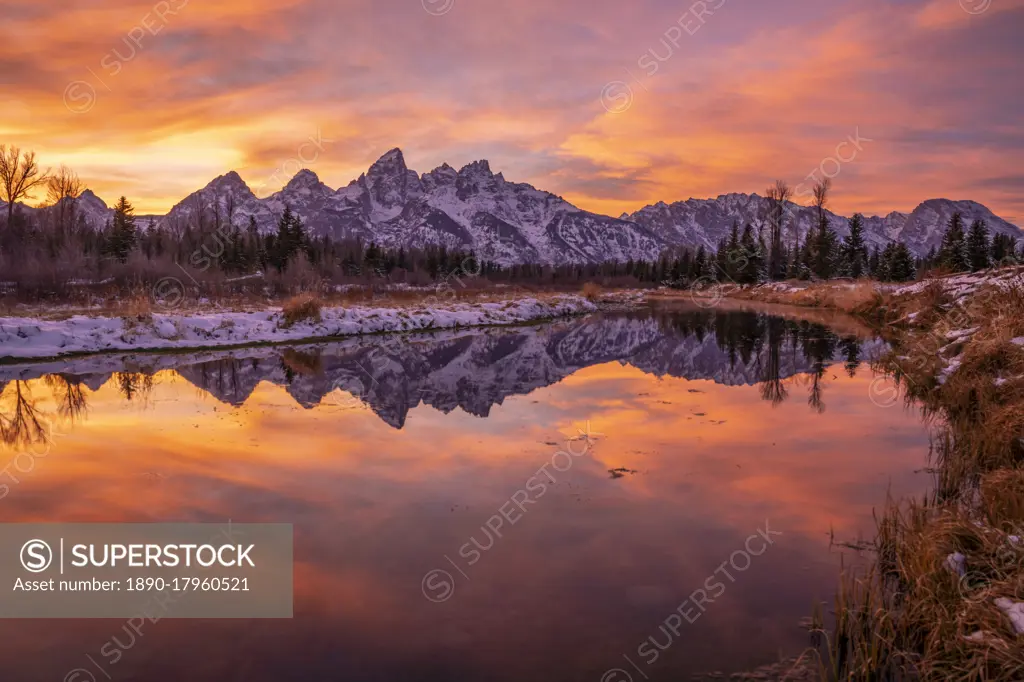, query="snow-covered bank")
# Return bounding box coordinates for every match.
[0,296,597,360]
